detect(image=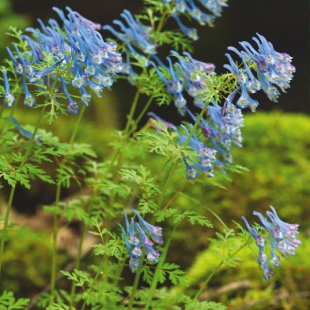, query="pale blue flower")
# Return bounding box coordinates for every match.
[242,206,301,281]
